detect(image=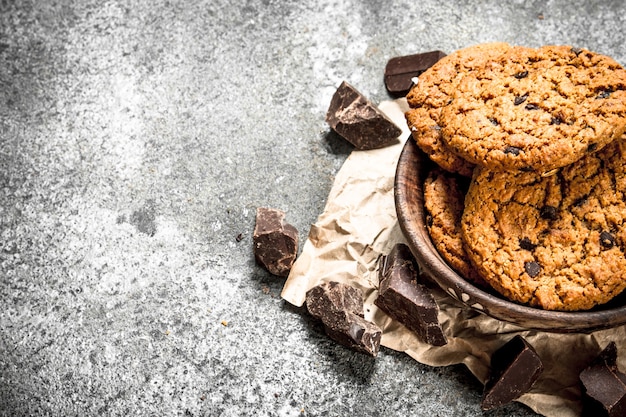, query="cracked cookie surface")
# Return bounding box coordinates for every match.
[461,136,626,311]
[440,45,626,172]
[405,42,511,176]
